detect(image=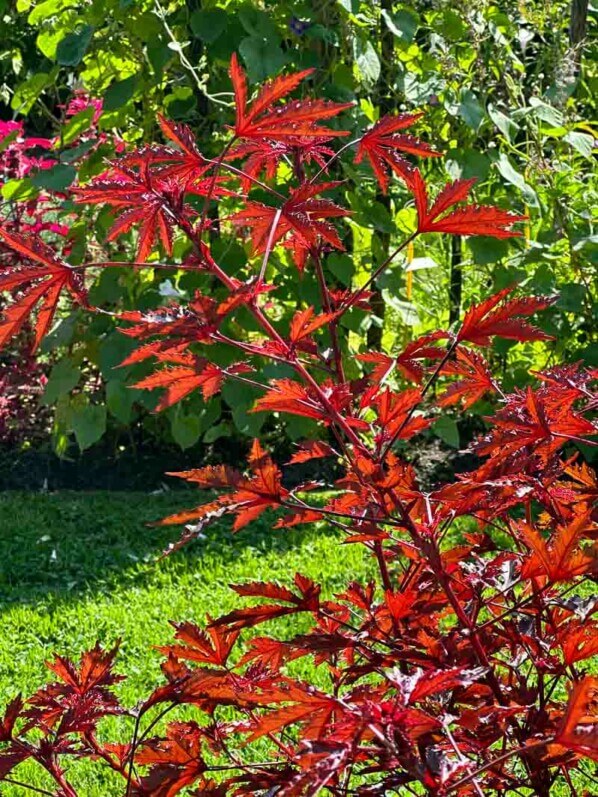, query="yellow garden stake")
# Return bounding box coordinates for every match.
[405,240,414,300]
